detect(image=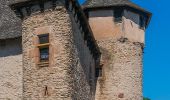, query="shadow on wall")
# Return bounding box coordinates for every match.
[0,37,22,57]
